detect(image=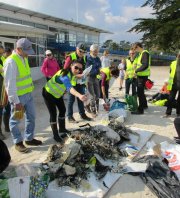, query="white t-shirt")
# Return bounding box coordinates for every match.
[100,56,110,68]
[118,63,125,78]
